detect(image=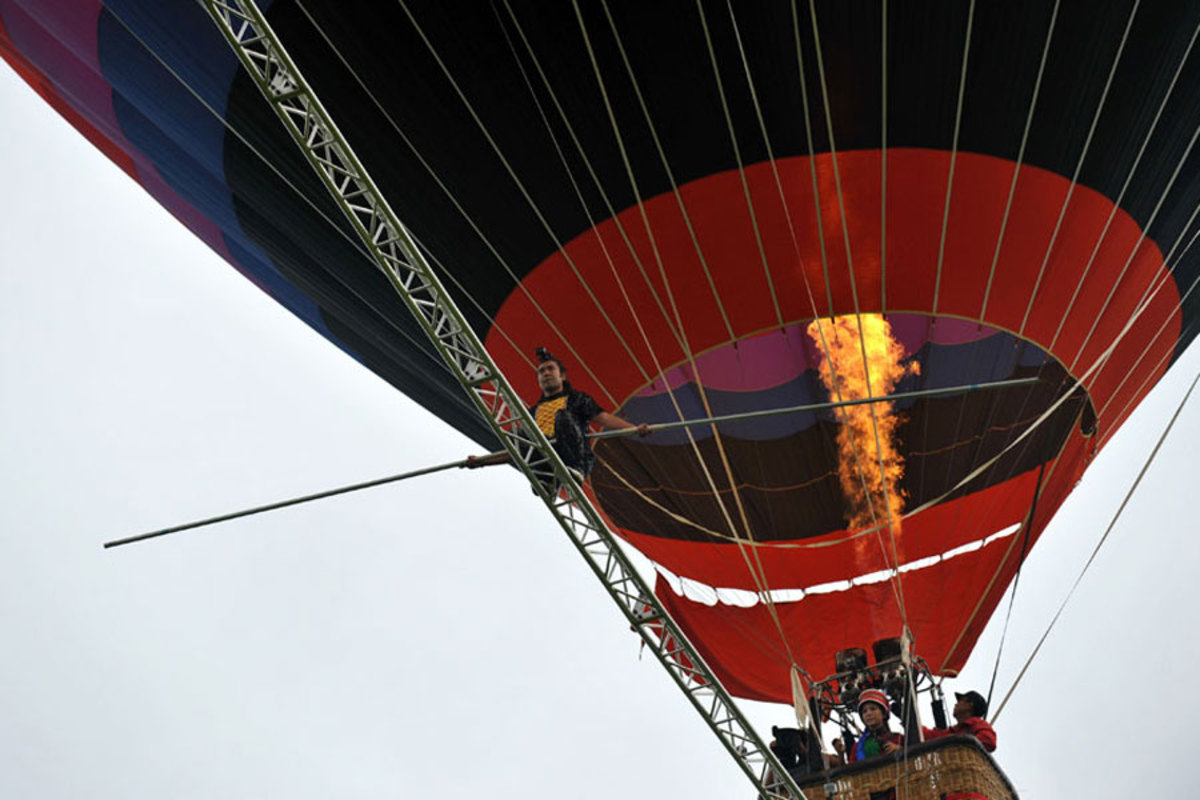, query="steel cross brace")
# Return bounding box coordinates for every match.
[200,2,802,796]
